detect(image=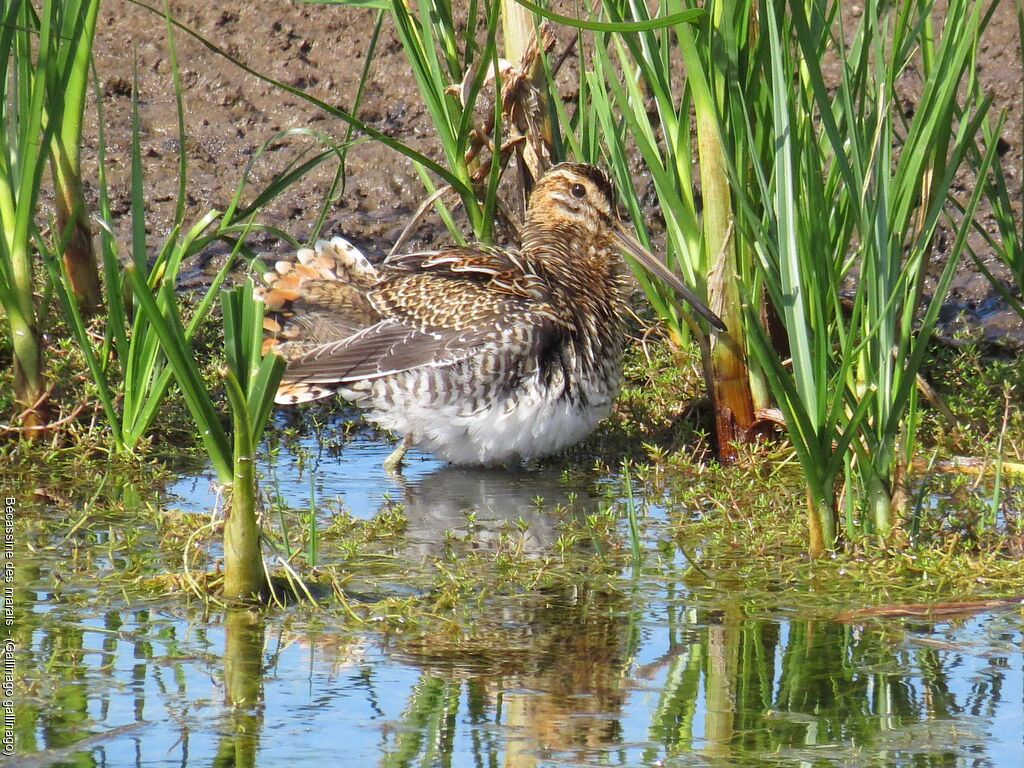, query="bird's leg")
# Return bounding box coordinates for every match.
[383,435,413,474]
